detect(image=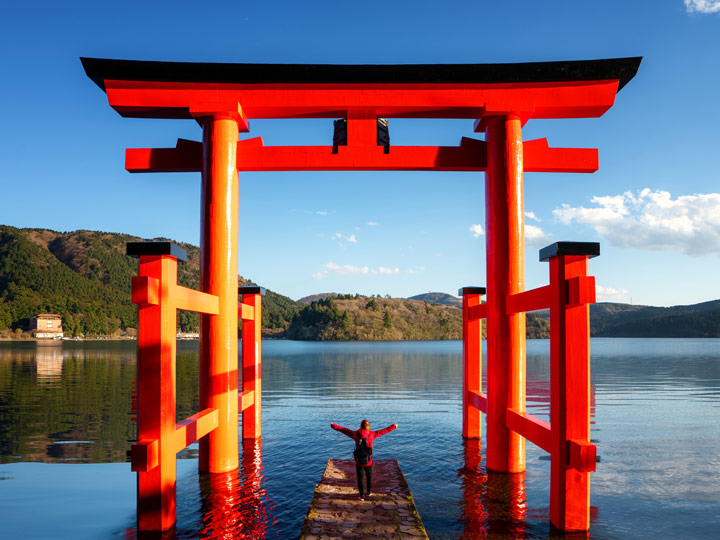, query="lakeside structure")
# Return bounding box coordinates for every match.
[30,314,63,339]
[82,55,640,534]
